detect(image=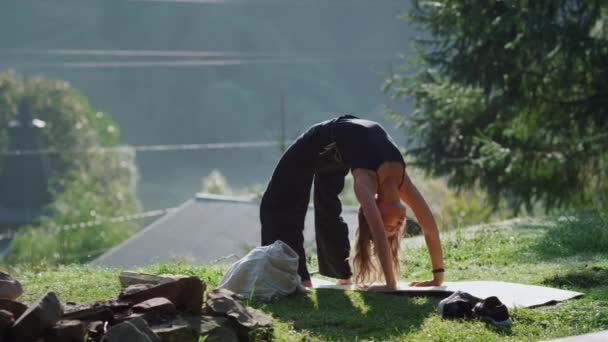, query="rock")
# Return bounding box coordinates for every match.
[102,317,160,342]
[120,276,205,315]
[112,311,141,325]
[151,324,197,342]
[0,299,28,318]
[204,288,245,315]
[44,320,86,342]
[0,272,23,301]
[122,284,155,296]
[201,316,228,331]
[119,272,177,289]
[204,288,273,341]
[62,302,113,322]
[206,325,239,342]
[9,291,62,342]
[0,309,15,337]
[87,320,106,340]
[133,298,176,322]
[199,316,238,342]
